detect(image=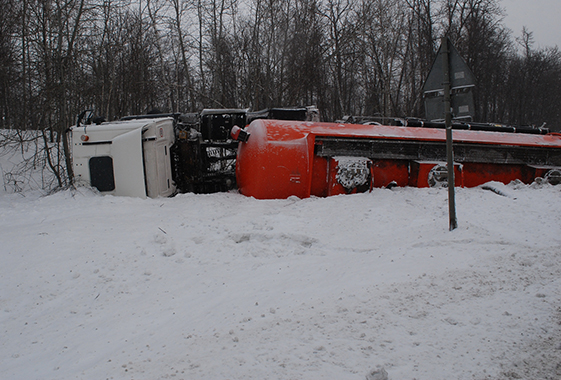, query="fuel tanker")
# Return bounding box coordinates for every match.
[70,109,561,198]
